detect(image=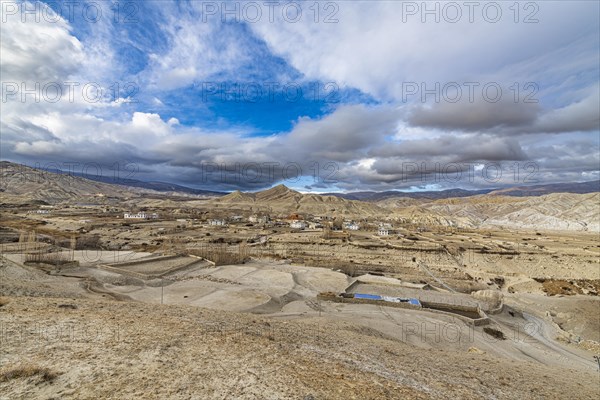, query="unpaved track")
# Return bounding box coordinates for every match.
[521,313,597,370]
